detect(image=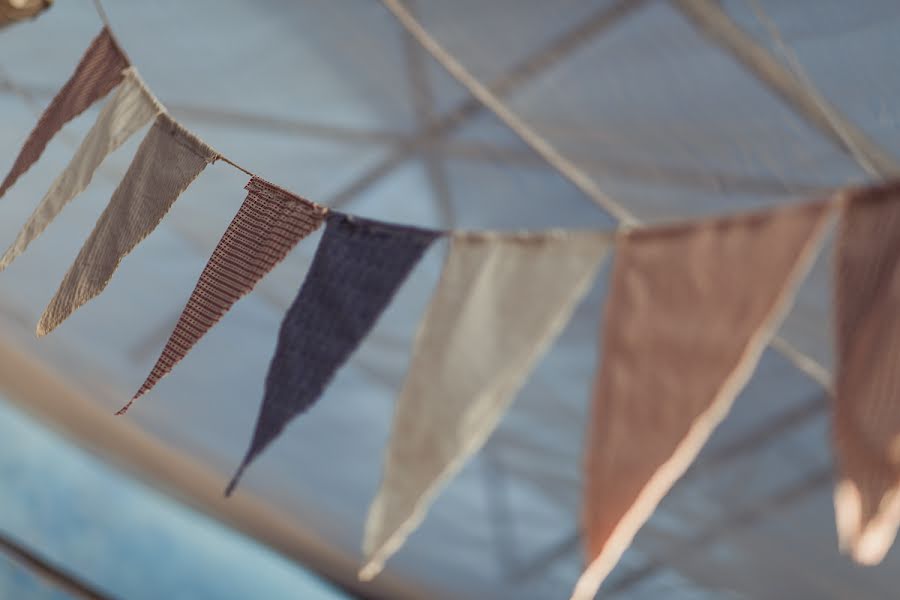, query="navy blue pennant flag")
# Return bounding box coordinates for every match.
[226,212,441,495]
